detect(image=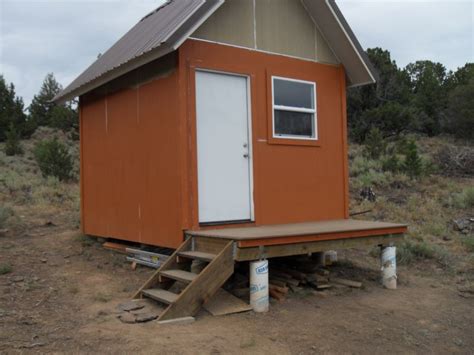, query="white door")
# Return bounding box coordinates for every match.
[195,70,253,224]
